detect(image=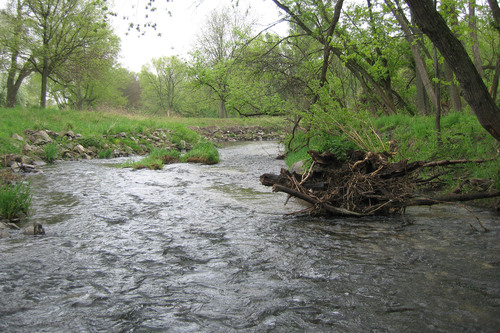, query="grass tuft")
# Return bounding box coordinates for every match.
[0,176,32,220]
